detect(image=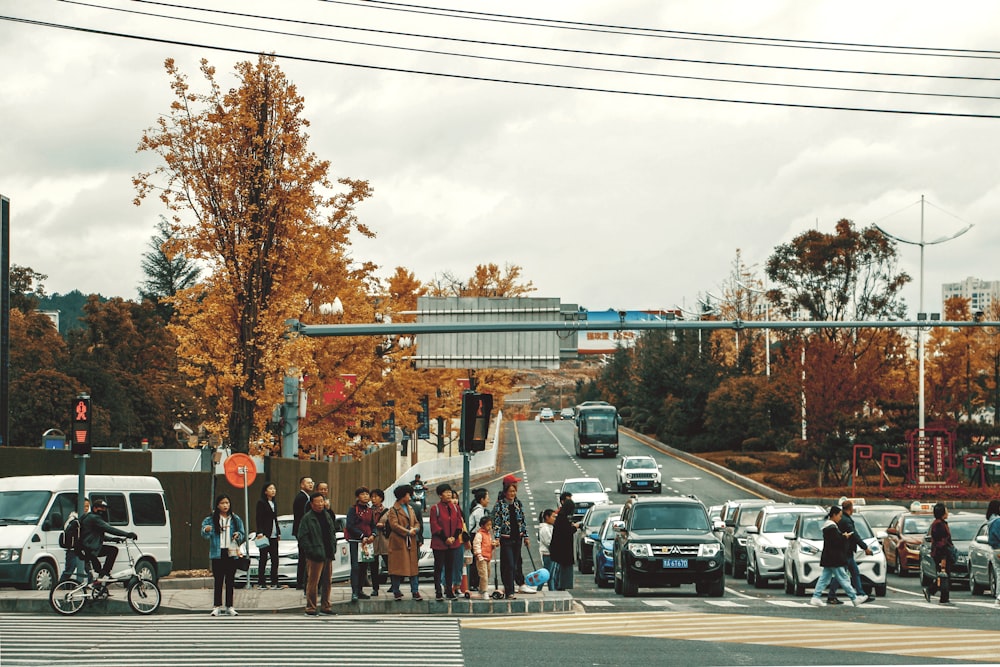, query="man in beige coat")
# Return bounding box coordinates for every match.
[386,484,423,601]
